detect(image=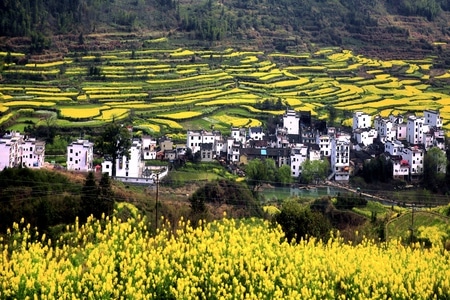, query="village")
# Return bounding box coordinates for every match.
[0,109,447,185]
